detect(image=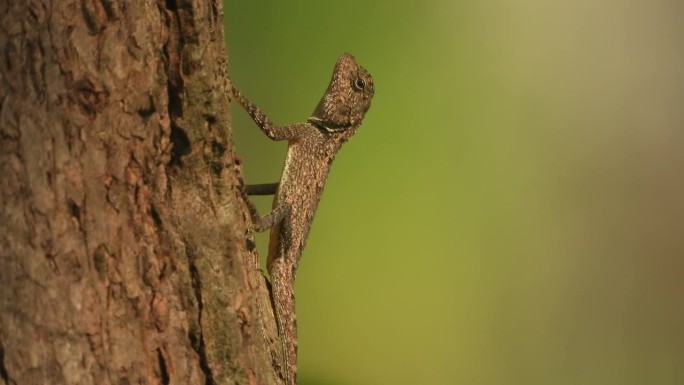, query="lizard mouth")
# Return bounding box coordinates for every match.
[308,116,353,133]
